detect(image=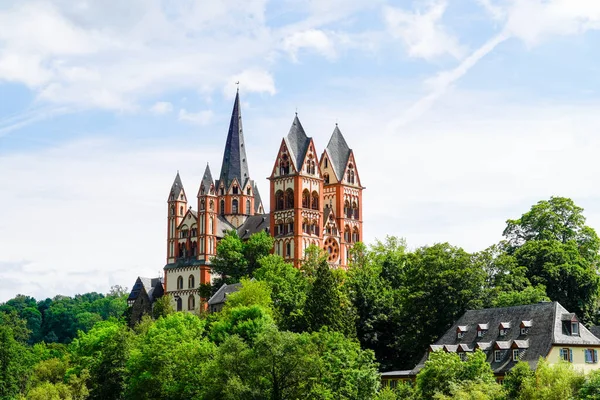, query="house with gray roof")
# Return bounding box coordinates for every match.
[127,276,164,326]
[413,301,600,378]
[383,301,600,388]
[207,282,242,313]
